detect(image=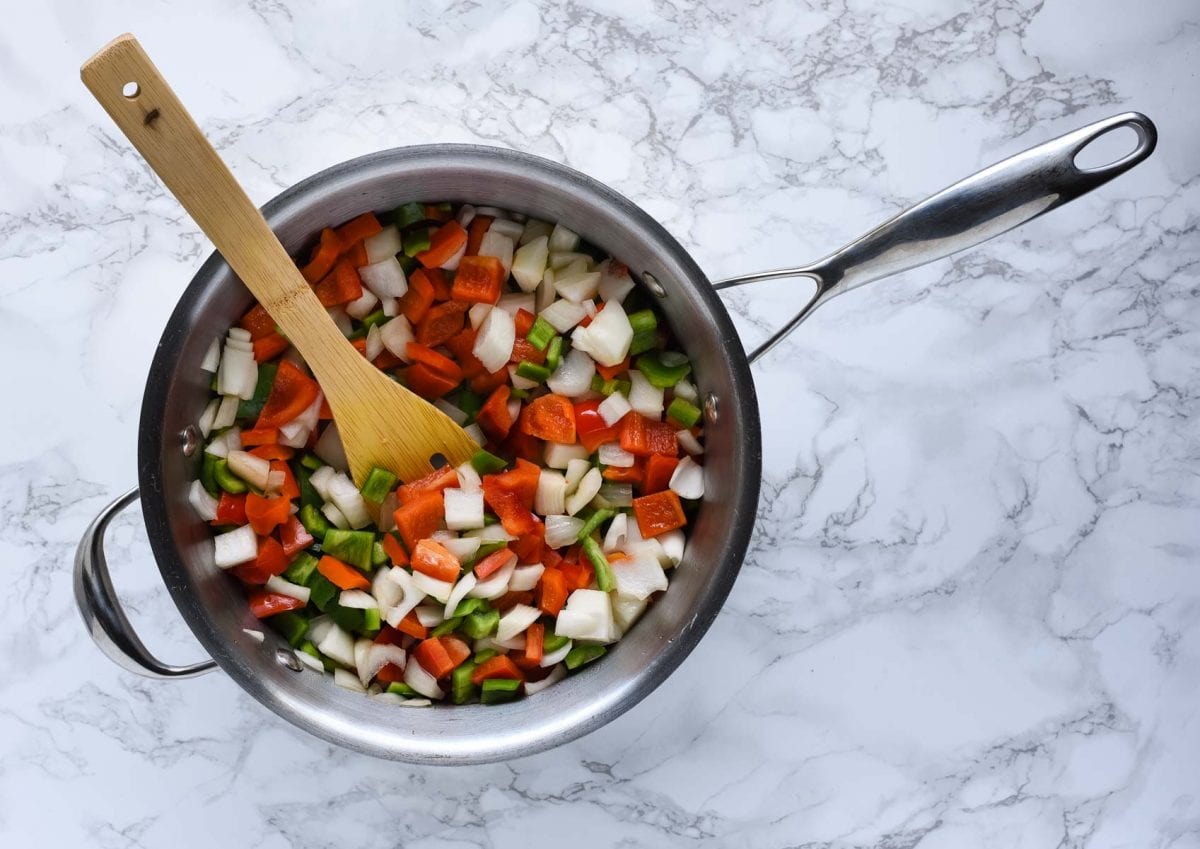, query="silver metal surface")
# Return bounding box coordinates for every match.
[720,112,1158,363]
[128,145,761,764]
[73,488,217,679]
